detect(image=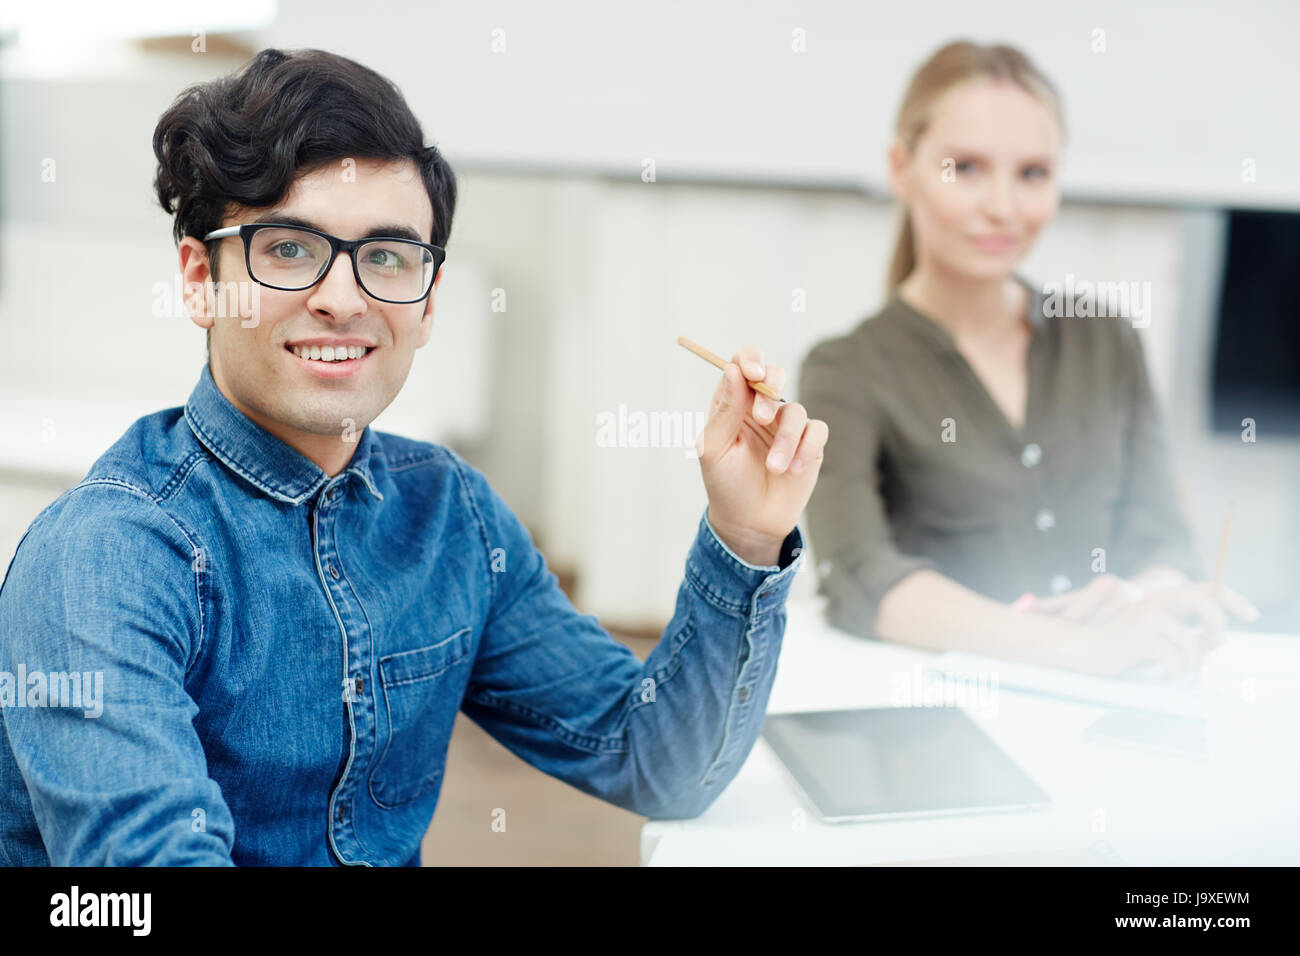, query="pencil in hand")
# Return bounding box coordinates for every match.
[677,335,787,403]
